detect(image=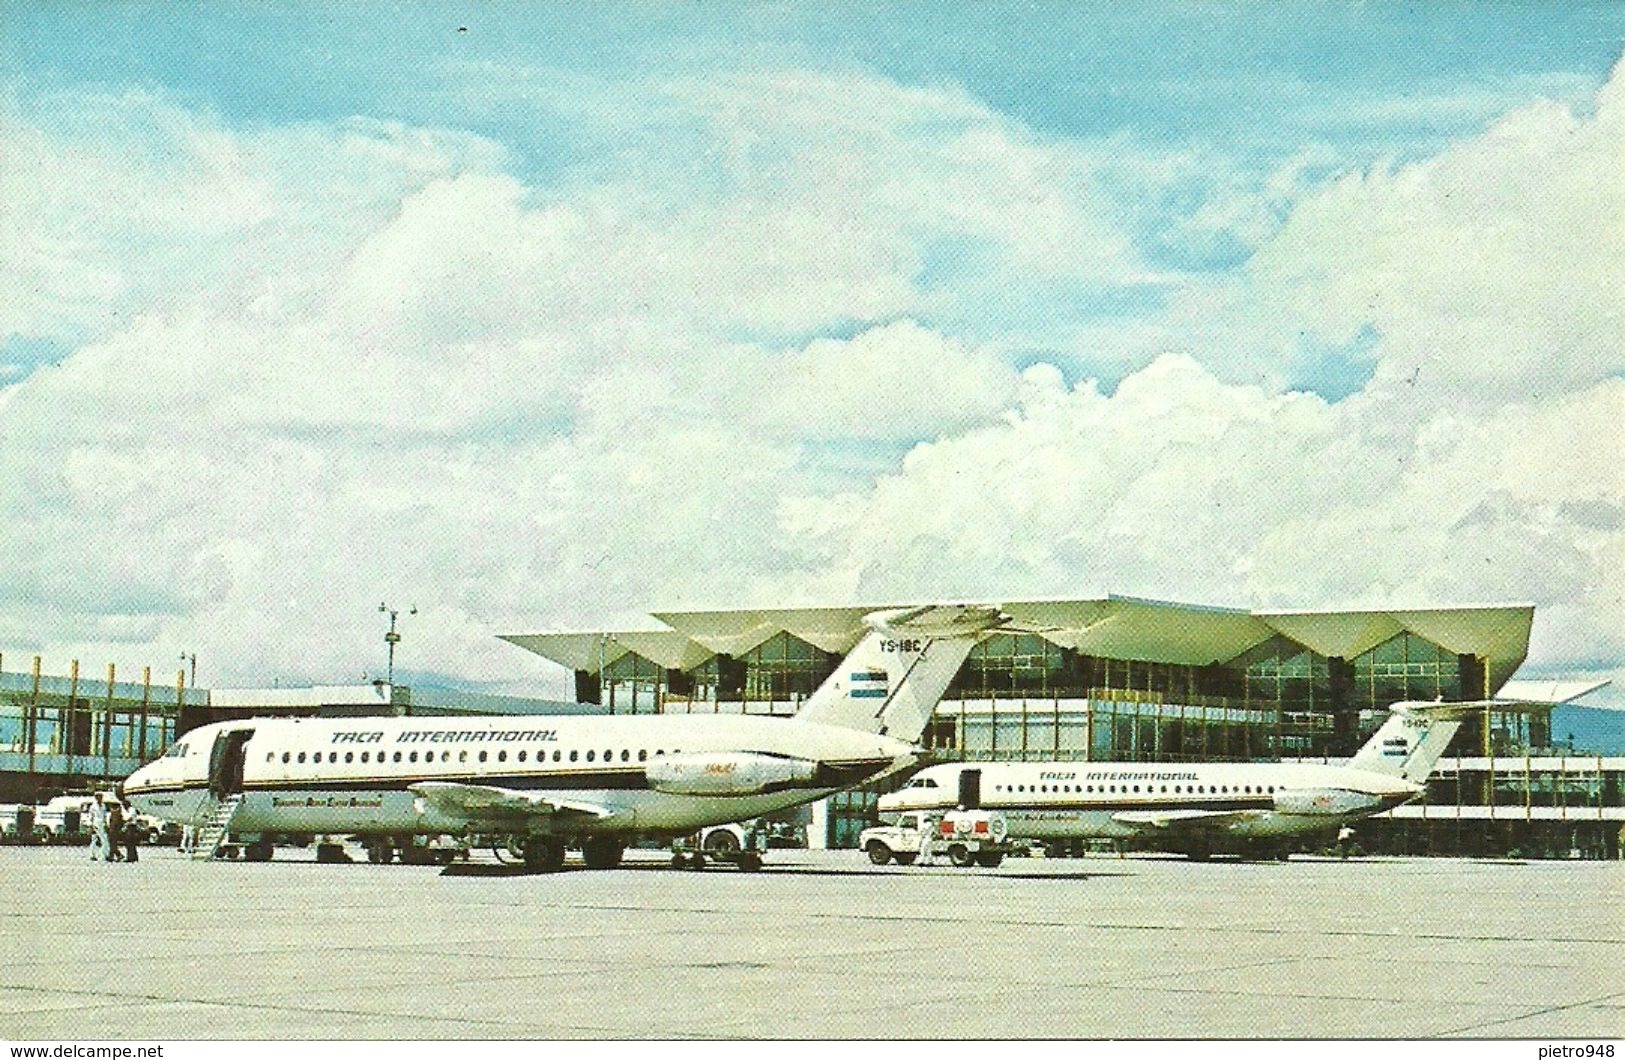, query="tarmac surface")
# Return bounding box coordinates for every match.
[1,845,1621,1040]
